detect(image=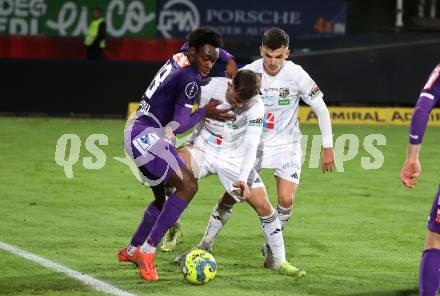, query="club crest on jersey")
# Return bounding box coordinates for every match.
[185,81,199,99]
[279,88,290,98]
